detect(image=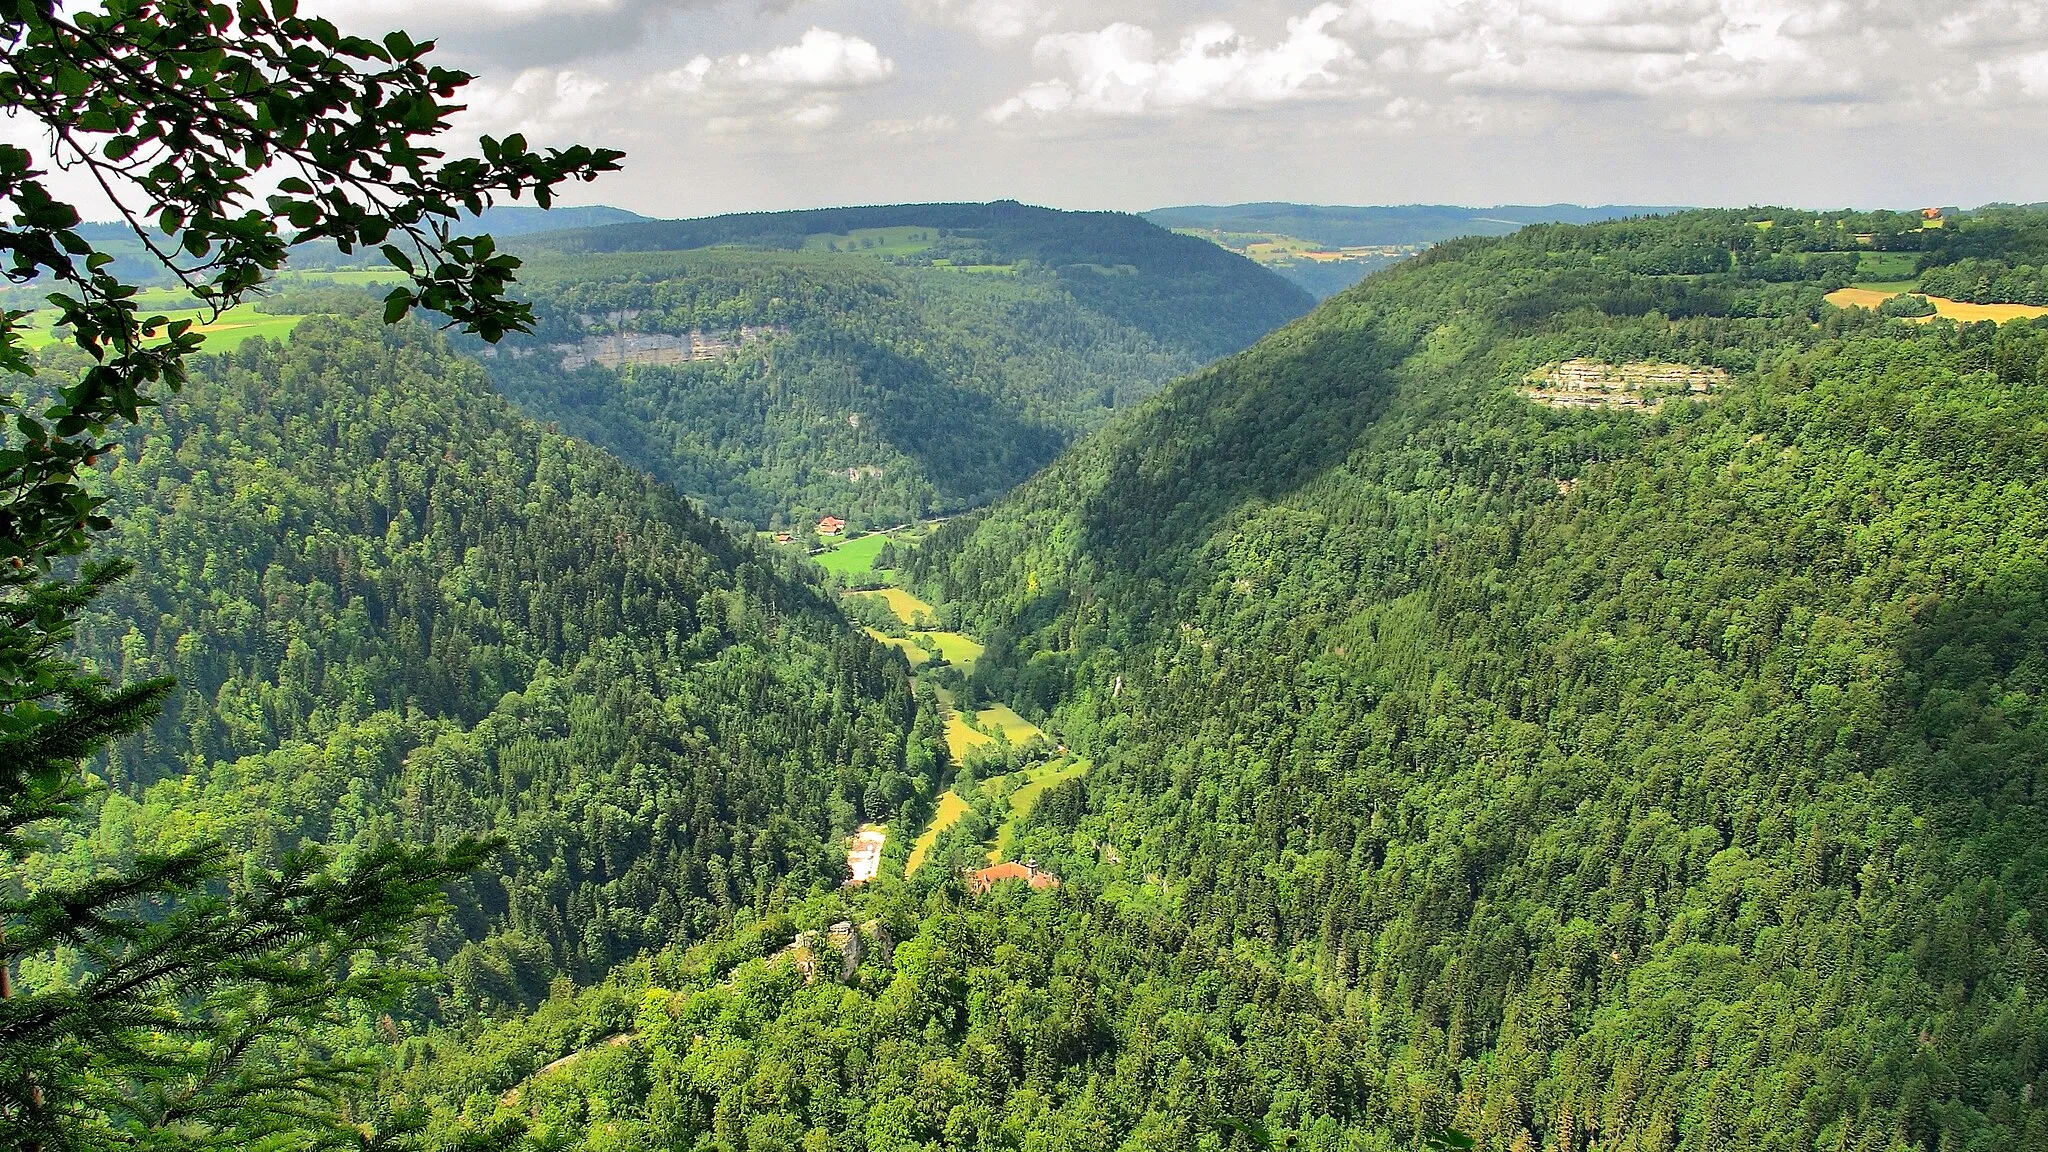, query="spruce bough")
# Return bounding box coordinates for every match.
[0,2,620,1146]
